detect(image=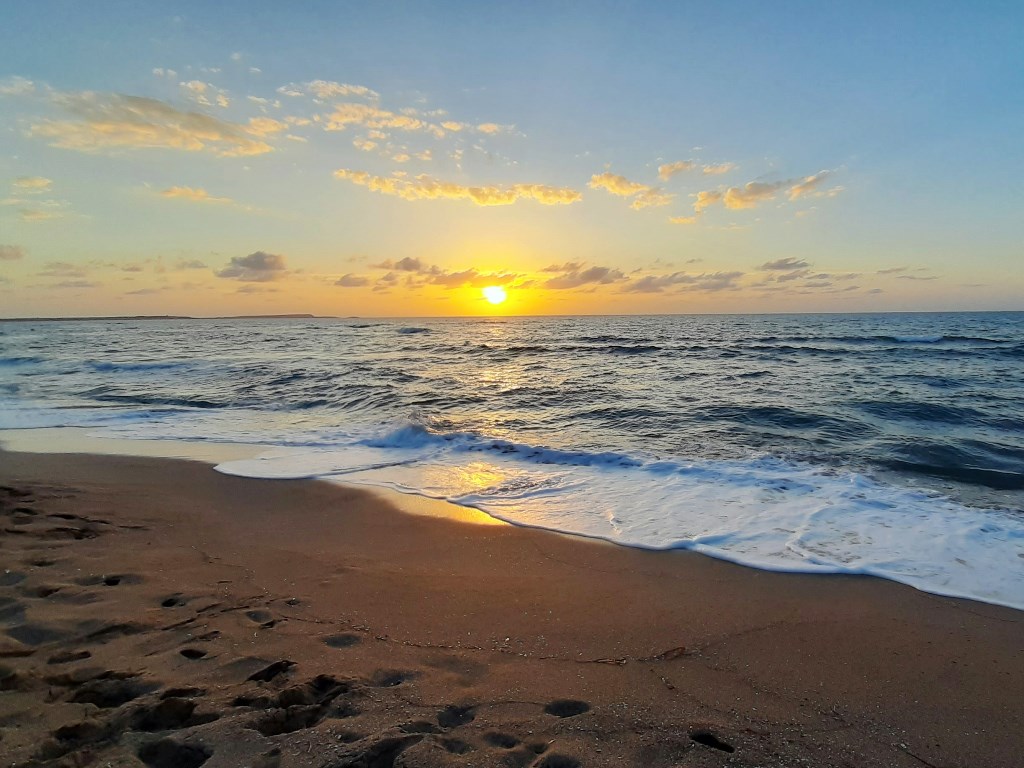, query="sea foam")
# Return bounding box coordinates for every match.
[216,423,1024,611]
